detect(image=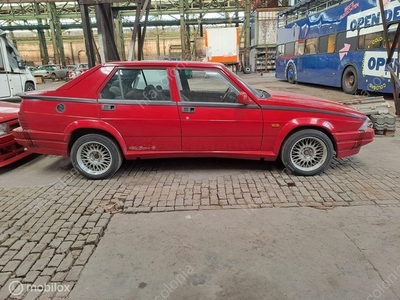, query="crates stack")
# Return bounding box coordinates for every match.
[369,113,397,136]
[338,97,397,136]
